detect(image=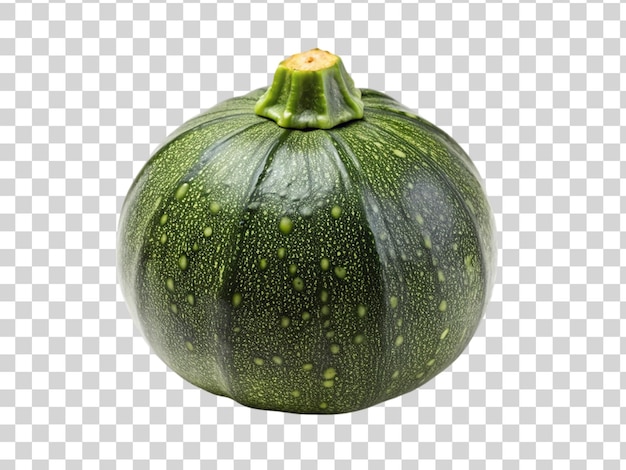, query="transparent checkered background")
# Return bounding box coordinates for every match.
[1,1,624,468]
